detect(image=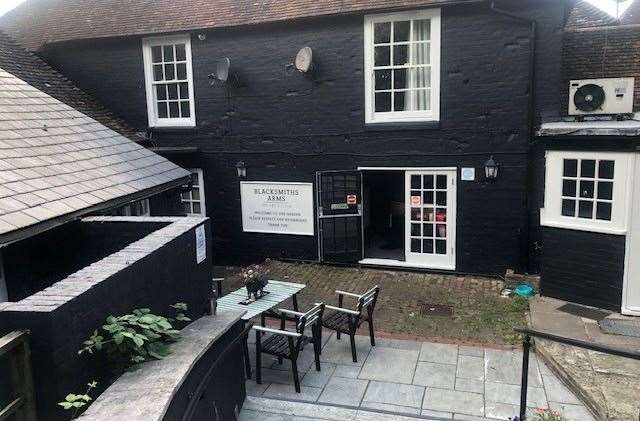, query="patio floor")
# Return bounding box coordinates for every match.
[239,331,595,421]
